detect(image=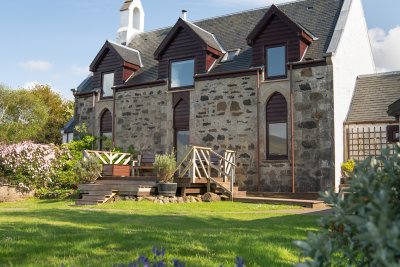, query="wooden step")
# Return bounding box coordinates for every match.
[81,195,110,201]
[78,184,141,191]
[95,179,157,185]
[75,199,100,206]
[97,176,158,181]
[233,196,325,208]
[233,191,247,198]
